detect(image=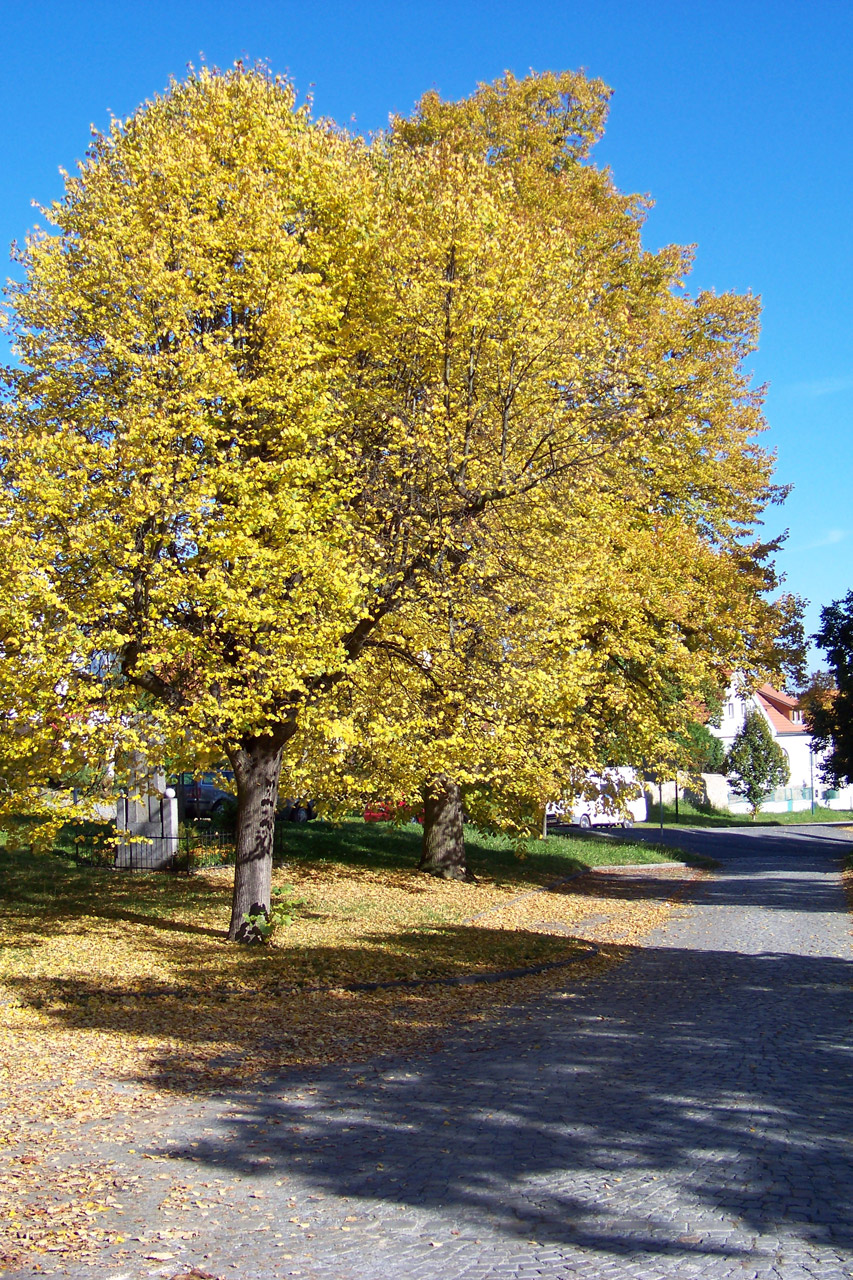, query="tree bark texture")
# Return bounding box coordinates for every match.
[227,736,285,941]
[418,776,469,879]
